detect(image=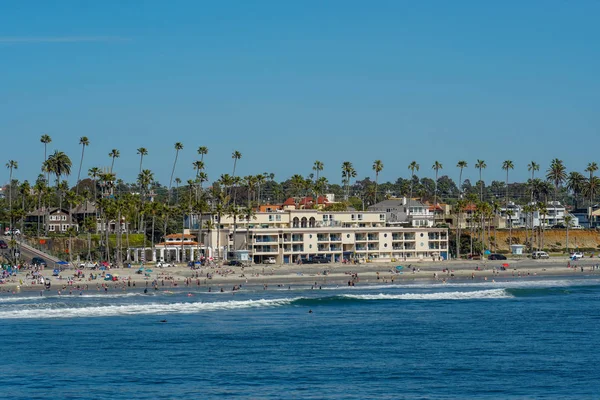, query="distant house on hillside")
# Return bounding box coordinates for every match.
[368,198,434,227]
